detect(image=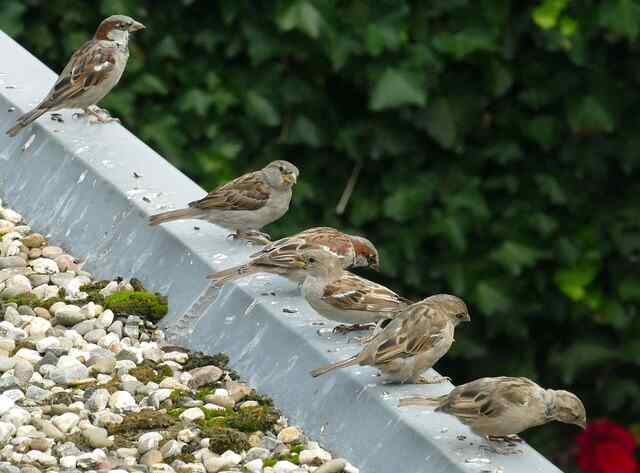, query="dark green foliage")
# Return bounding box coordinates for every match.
[3,0,640,467]
[104,291,168,320]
